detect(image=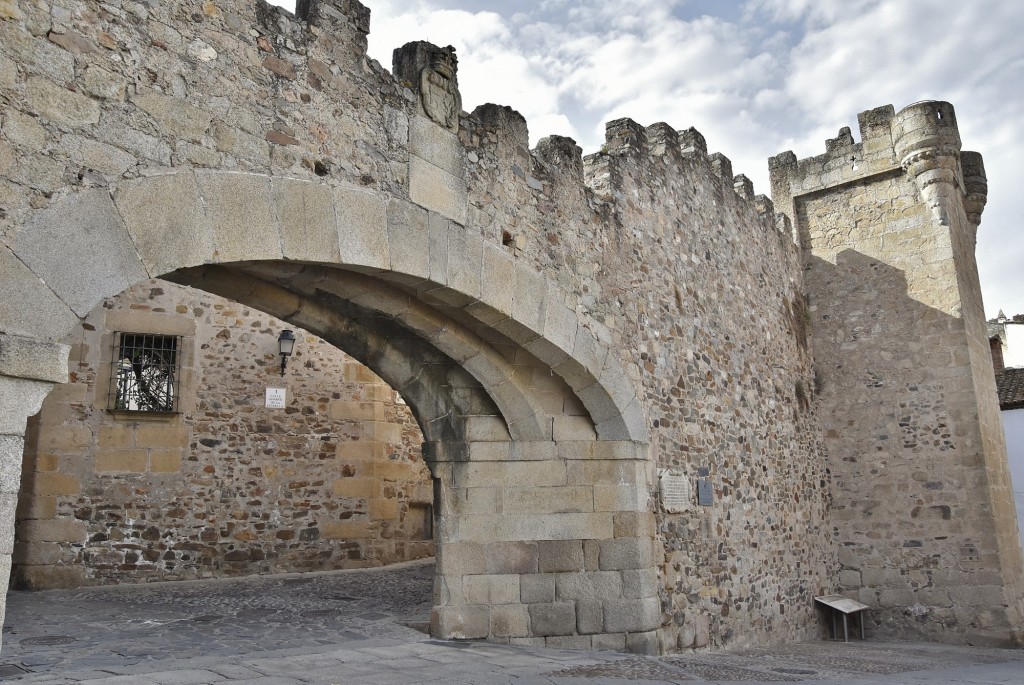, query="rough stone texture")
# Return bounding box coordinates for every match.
[0,0,1014,656]
[771,102,1024,647]
[15,280,433,587]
